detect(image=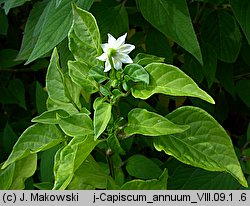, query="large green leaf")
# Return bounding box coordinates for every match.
[107,134,125,155]
[126,154,162,179]
[90,3,128,40]
[124,64,149,85]
[93,101,112,140]
[2,124,64,169]
[166,158,241,189]
[3,0,30,14]
[9,154,37,189]
[121,169,168,190]
[69,4,101,66]
[0,163,15,189]
[46,98,79,115]
[182,52,204,84]
[132,63,215,104]
[17,0,93,62]
[230,0,250,45]
[58,113,94,137]
[68,60,99,94]
[16,1,47,60]
[46,48,70,103]
[0,154,36,190]
[153,106,248,187]
[200,42,217,88]
[32,109,69,124]
[133,53,165,66]
[53,135,99,190]
[124,108,188,136]
[64,74,82,110]
[40,145,61,183]
[201,10,242,63]
[137,0,202,64]
[26,0,93,64]
[67,155,110,189]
